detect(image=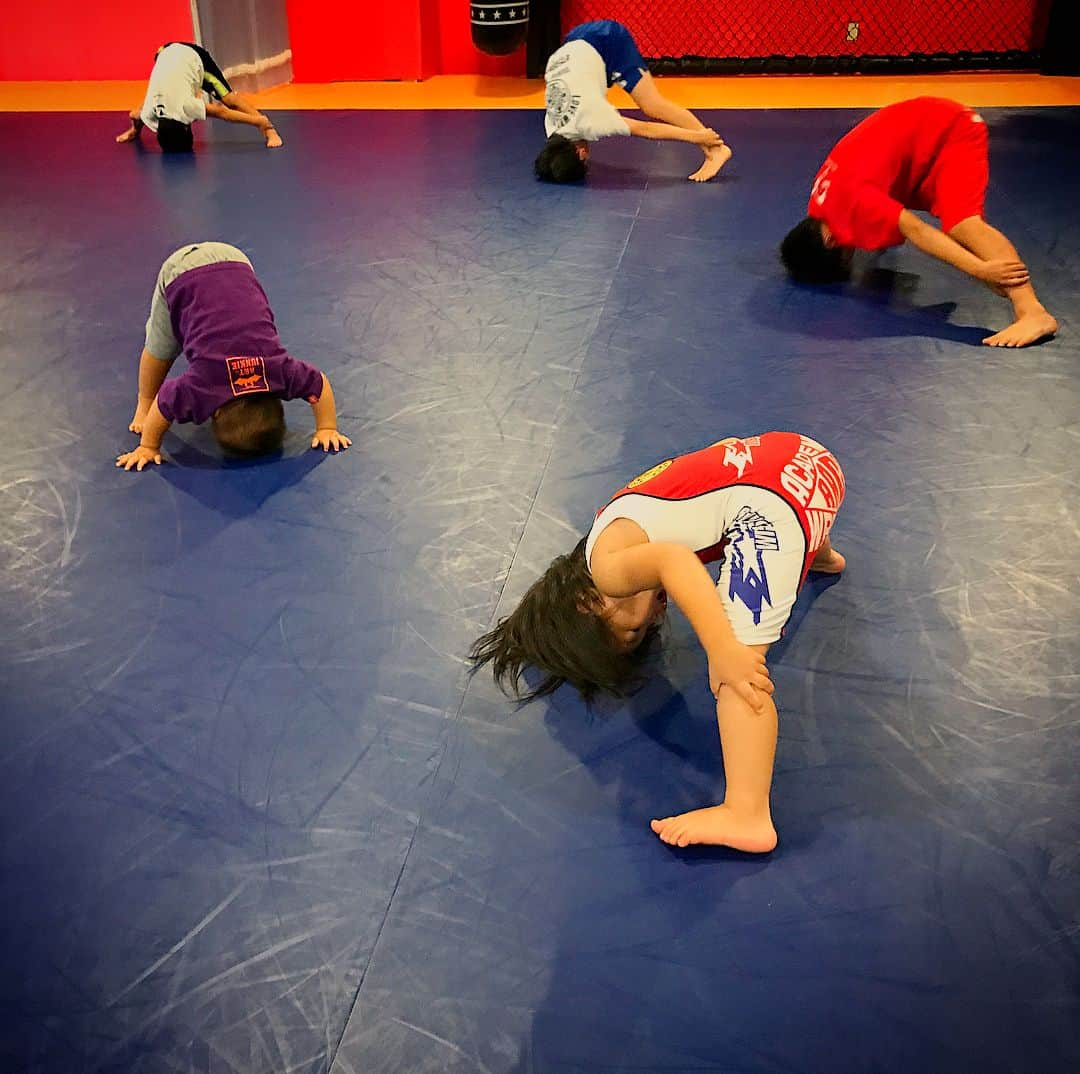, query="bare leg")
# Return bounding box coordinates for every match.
[116,109,144,143]
[948,216,1057,347]
[218,92,283,148]
[809,535,845,574]
[629,73,731,182]
[651,644,779,852]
